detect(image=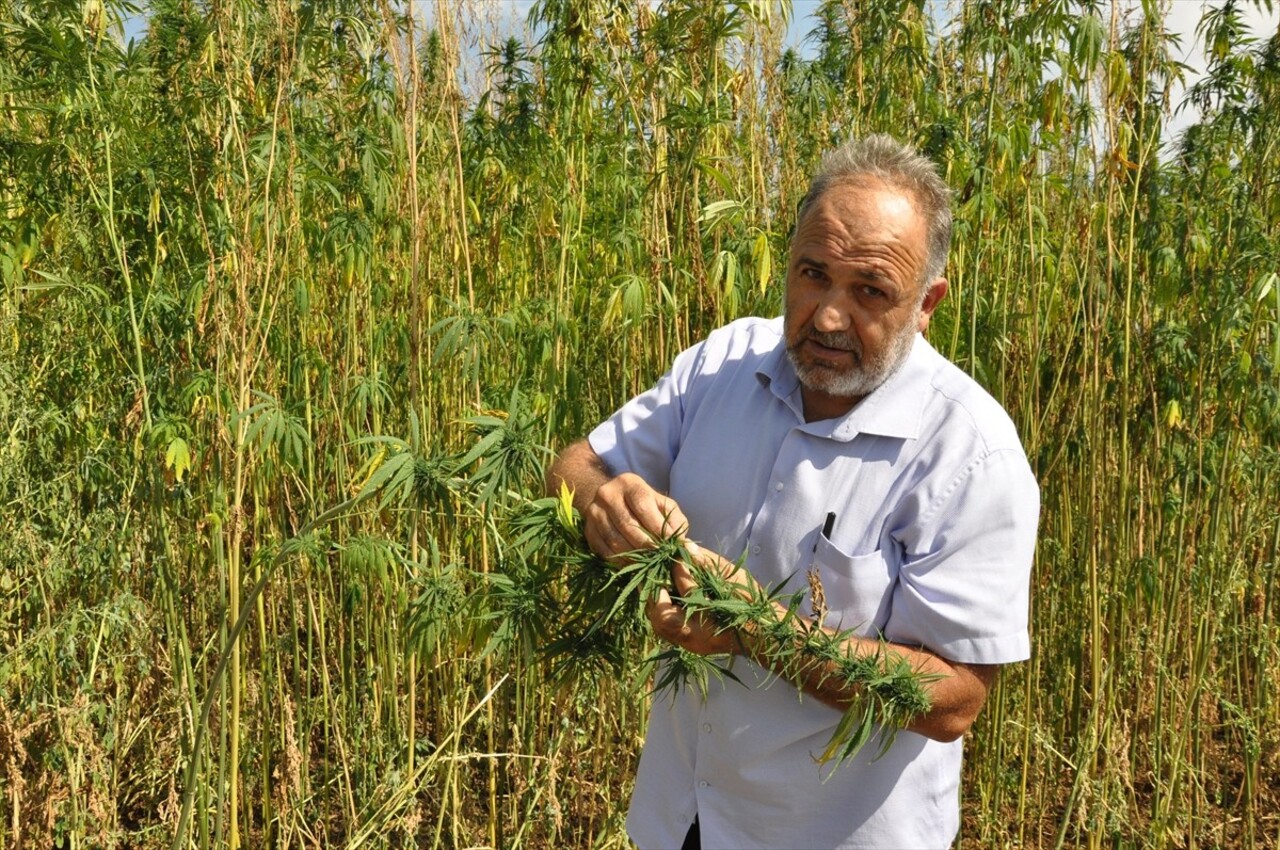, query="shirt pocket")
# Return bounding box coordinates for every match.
[810,535,895,636]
